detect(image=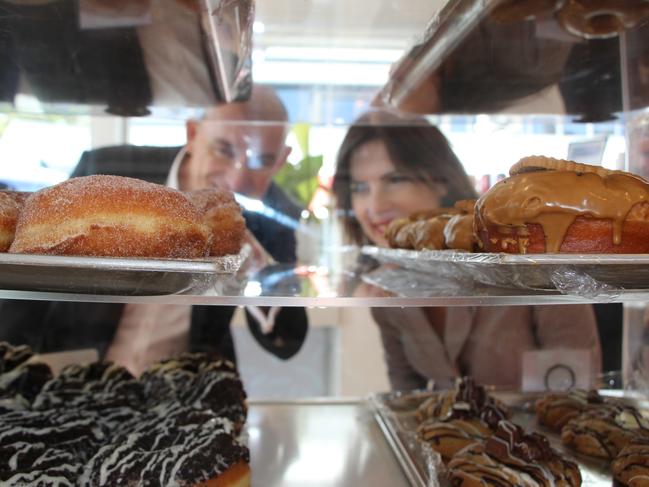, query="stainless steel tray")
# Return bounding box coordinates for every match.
[371,390,620,487]
[362,246,649,291]
[247,399,410,487]
[0,250,245,296]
